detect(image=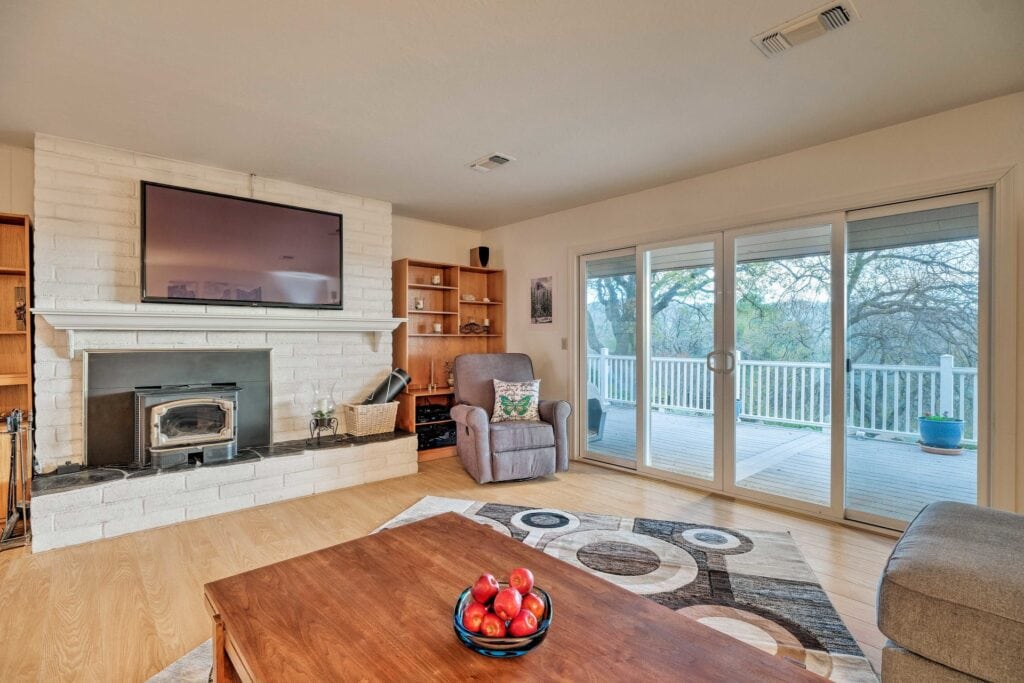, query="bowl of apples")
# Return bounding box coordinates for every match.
[453,567,552,658]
